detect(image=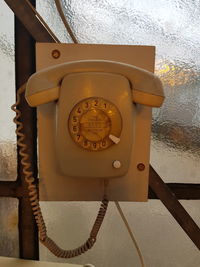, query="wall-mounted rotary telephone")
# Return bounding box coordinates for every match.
[25,60,164,179]
[13,59,164,258]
